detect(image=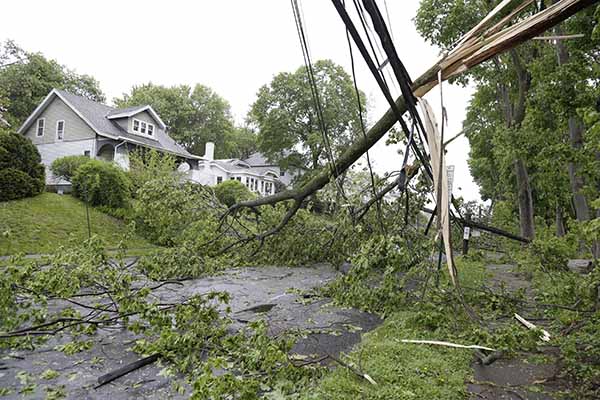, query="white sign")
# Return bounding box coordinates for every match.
[472,229,481,238]
[463,226,471,240]
[446,165,455,196]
